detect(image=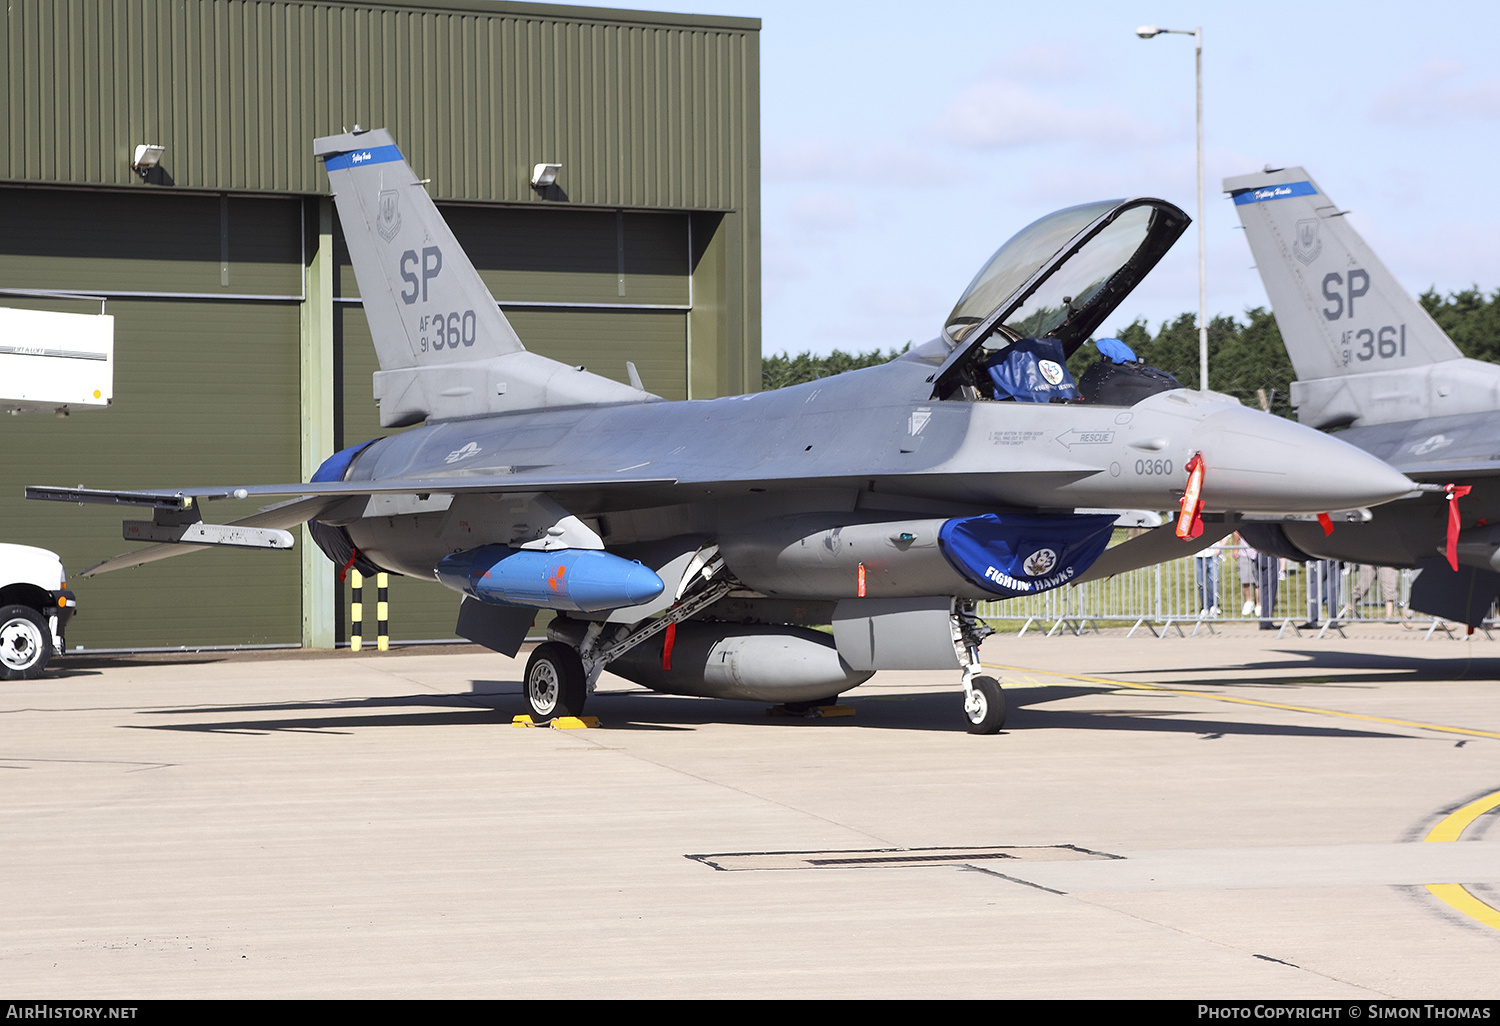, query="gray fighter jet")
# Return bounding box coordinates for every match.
[27,131,1414,732]
[1226,166,1500,625]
